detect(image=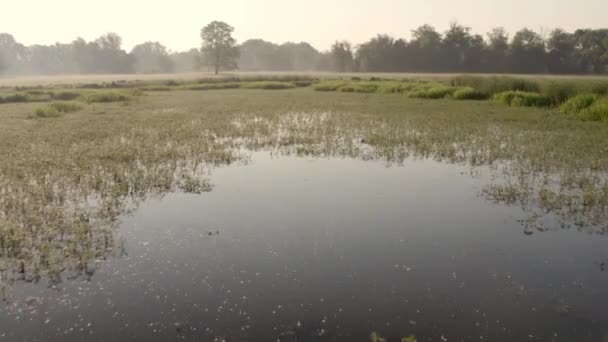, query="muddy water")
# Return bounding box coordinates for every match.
[1,152,607,341]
